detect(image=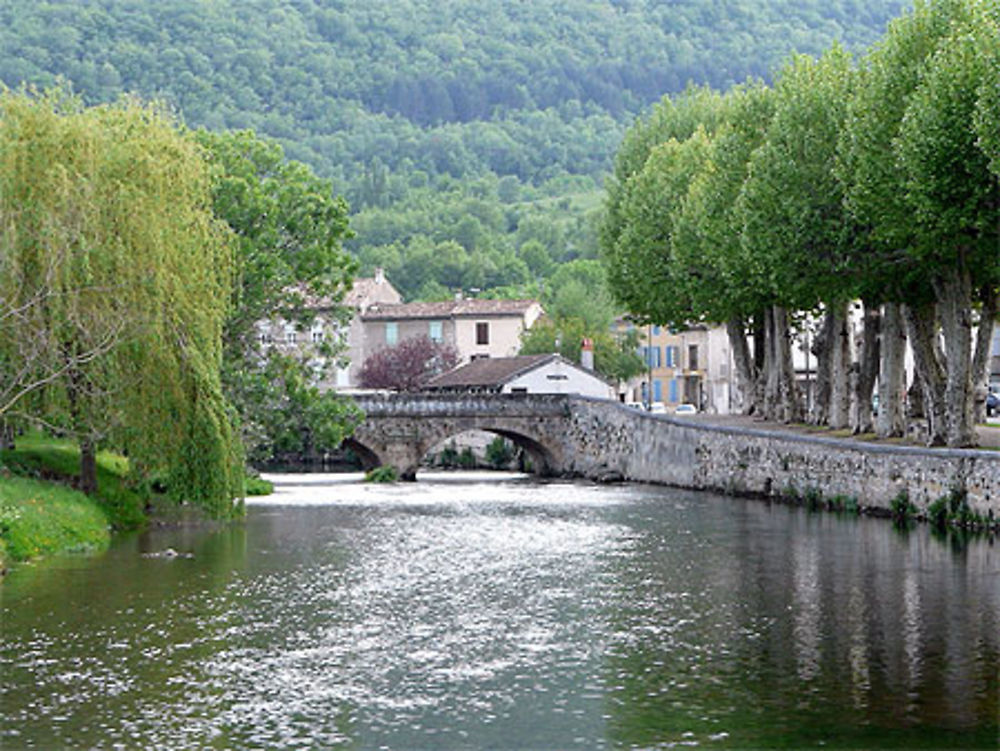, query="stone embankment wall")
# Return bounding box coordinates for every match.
[564,398,1000,519]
